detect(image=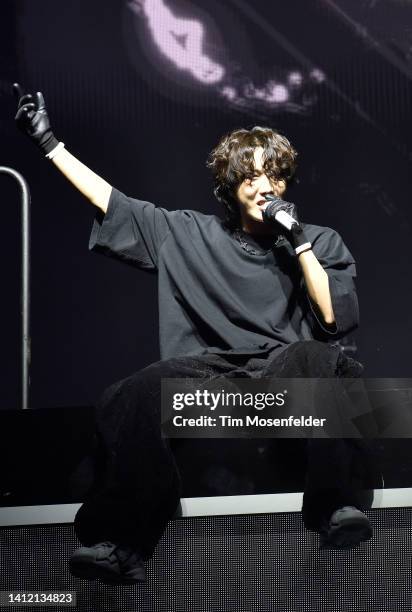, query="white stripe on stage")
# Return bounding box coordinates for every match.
[0,488,411,526]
